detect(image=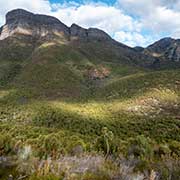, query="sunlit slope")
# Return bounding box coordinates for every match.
[94,70,180,100]
[0,68,179,141]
